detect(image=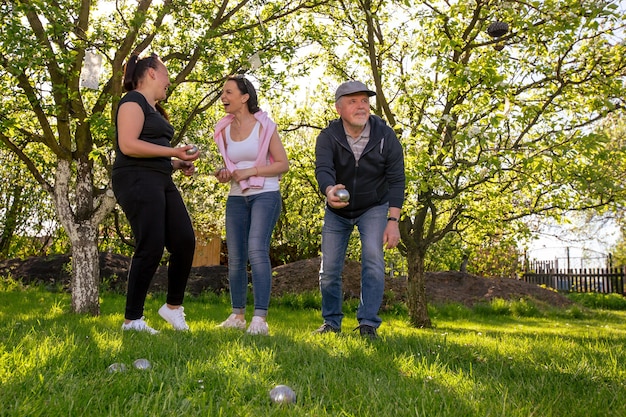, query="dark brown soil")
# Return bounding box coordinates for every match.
[270,257,574,308]
[0,253,573,308]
